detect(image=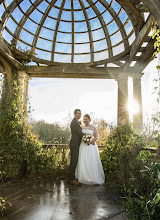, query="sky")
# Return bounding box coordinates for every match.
[28,76,117,125]
[28,56,160,126]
